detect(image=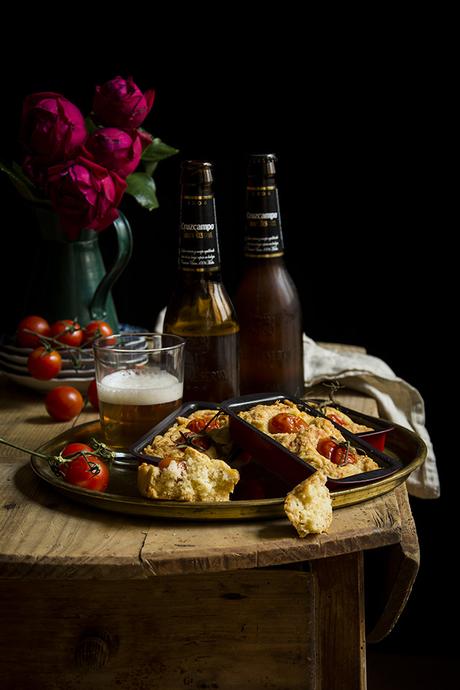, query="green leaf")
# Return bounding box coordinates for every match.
[125,172,159,210]
[0,160,49,204]
[141,137,179,163]
[85,116,97,134]
[143,160,158,177]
